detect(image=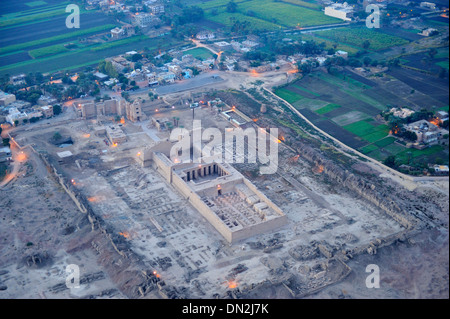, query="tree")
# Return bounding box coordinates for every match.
[53,104,62,115]
[226,1,238,13]
[363,57,372,66]
[384,155,396,168]
[35,72,44,84]
[53,132,62,141]
[121,92,130,101]
[362,40,371,50]
[98,60,118,78]
[131,53,143,62]
[347,58,362,67]
[174,6,204,25]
